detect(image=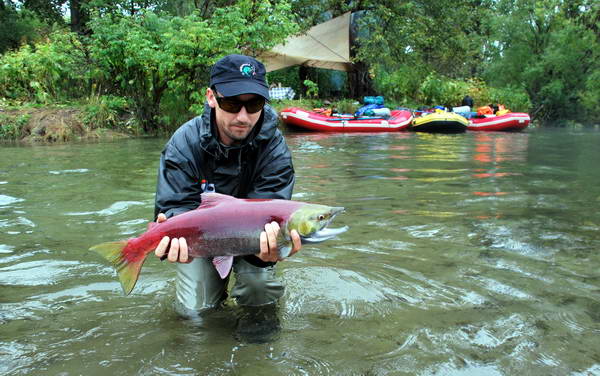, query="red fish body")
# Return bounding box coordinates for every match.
[91,193,345,295]
[123,195,305,263]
